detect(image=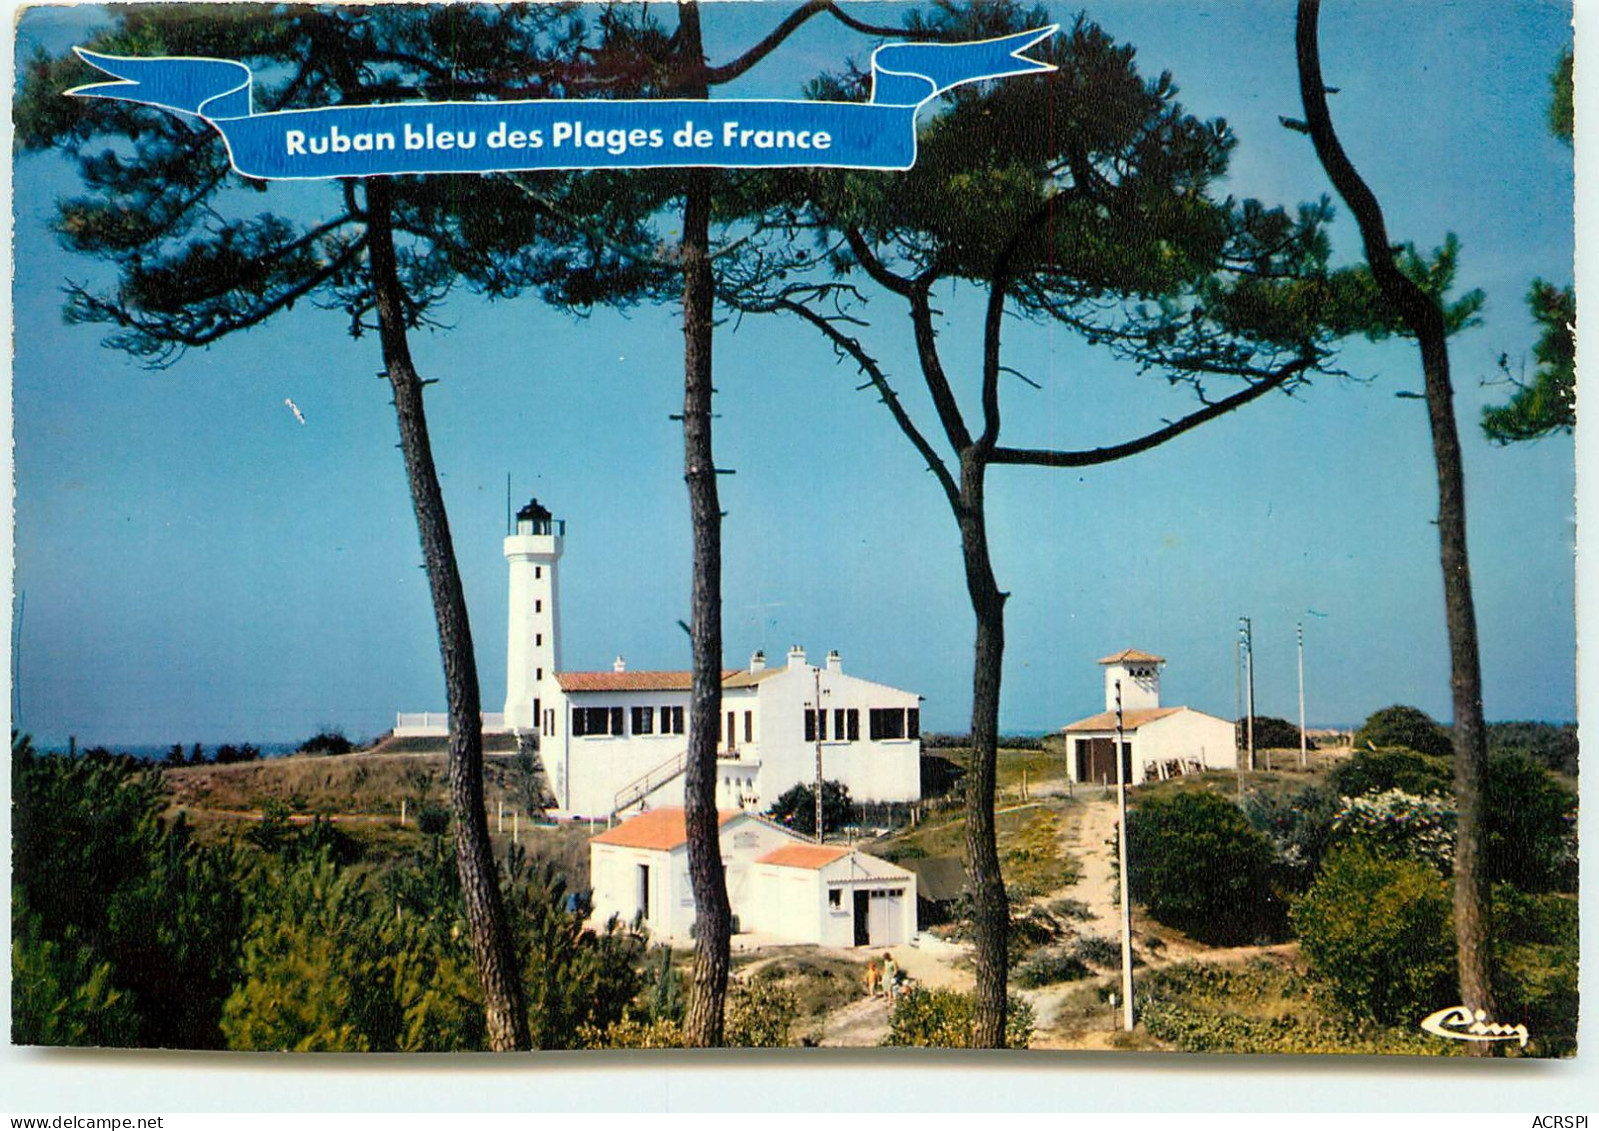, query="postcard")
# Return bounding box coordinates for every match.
[8,0,1579,1069]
